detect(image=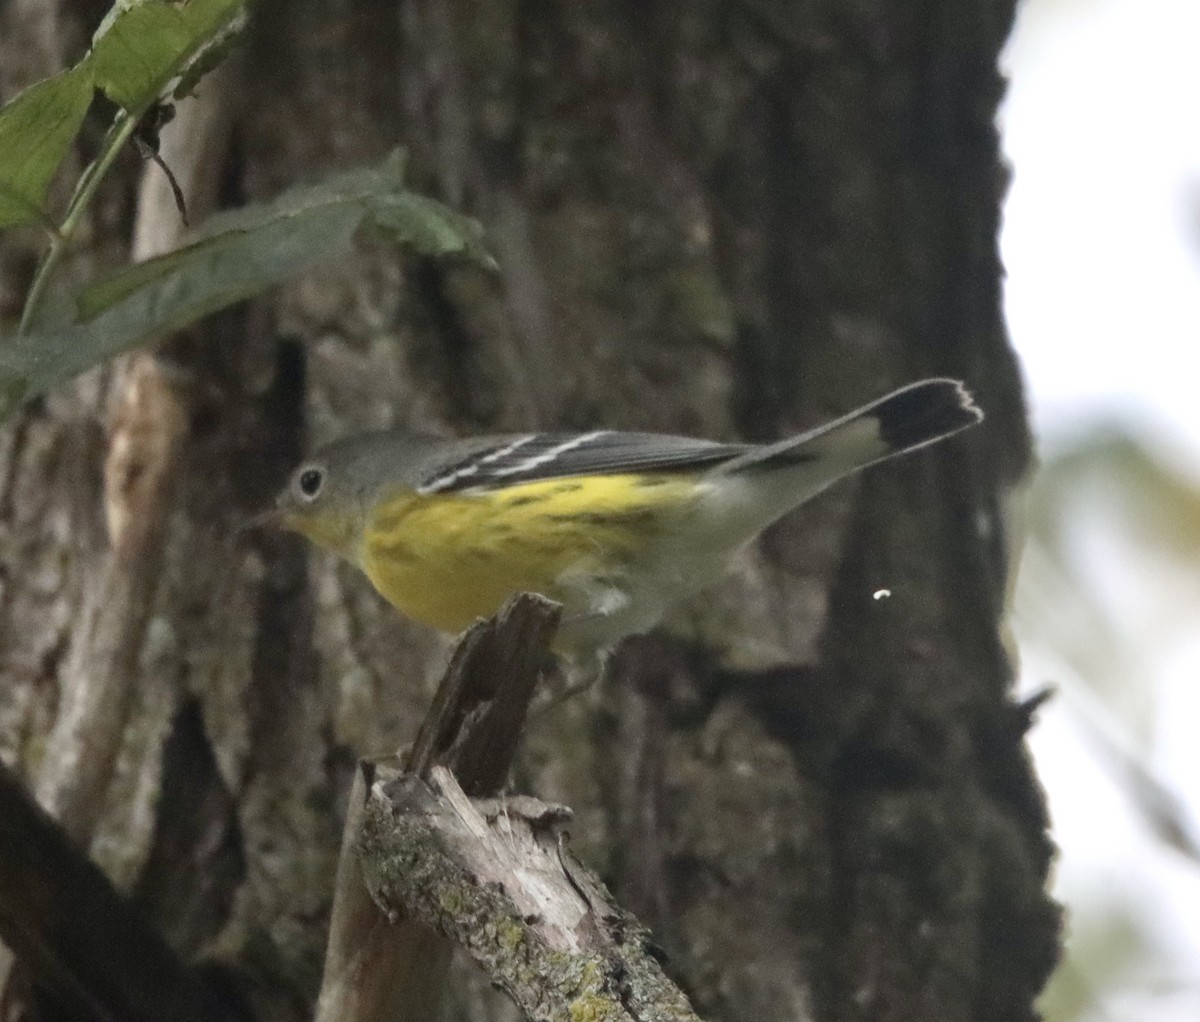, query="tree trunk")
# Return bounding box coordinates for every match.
[0,2,1059,1021]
